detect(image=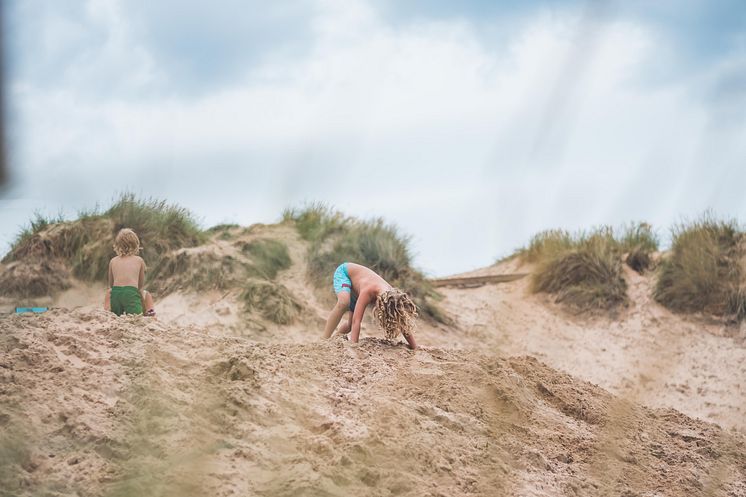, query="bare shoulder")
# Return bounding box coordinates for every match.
[348,262,375,277]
